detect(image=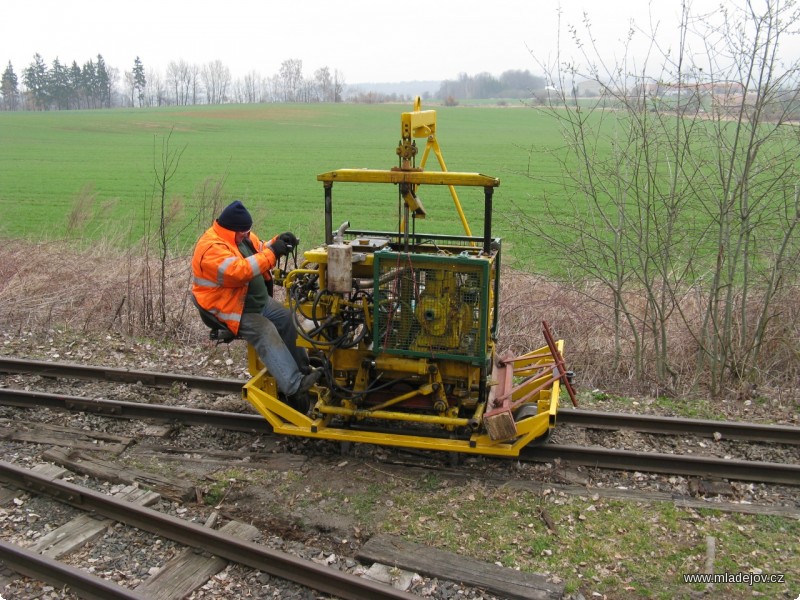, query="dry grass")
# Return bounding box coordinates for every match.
[0,238,206,343]
[0,239,796,400]
[498,272,800,399]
